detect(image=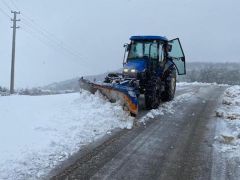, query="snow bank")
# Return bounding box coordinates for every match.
[215,85,240,154]
[177,81,229,87]
[0,91,133,180]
